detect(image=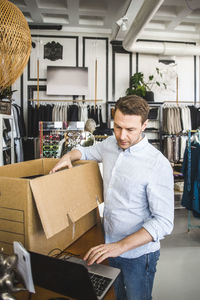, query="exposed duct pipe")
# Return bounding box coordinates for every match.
[122,0,164,51]
[125,41,200,56]
[122,0,200,56]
